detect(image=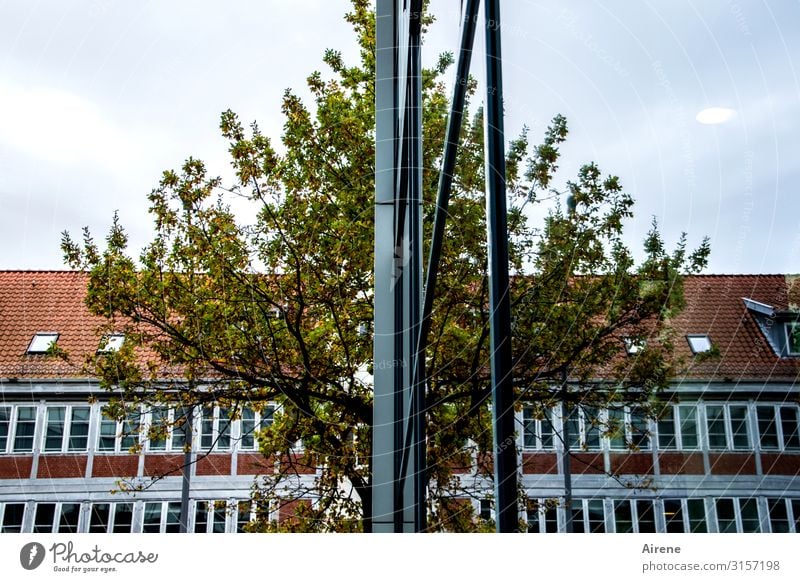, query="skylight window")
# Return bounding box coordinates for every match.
[98,334,125,353]
[623,338,645,356]
[27,333,59,354]
[686,334,712,354]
